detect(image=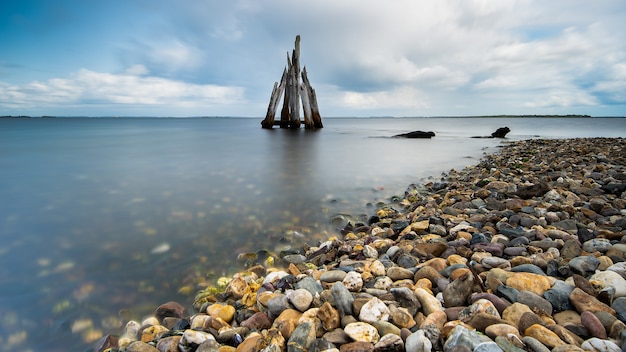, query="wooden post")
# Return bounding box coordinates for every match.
[261,67,287,128]
[262,35,322,129]
[302,67,323,128]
